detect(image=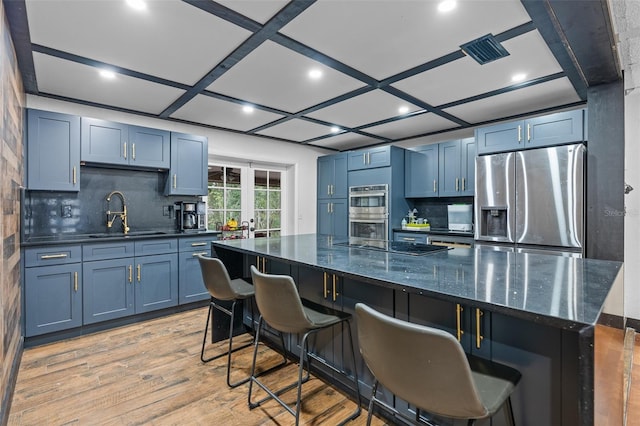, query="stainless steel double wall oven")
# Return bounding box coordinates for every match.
[348,184,388,242]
